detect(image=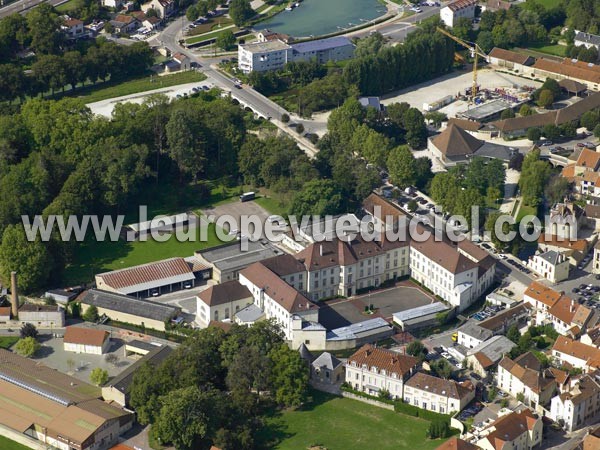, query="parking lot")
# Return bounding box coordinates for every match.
[200,199,271,237]
[318,282,434,330]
